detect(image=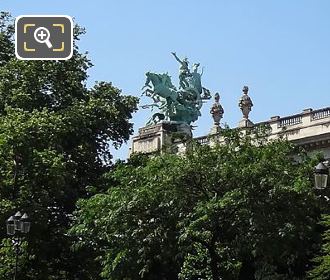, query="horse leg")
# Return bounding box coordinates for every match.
[143,89,160,103]
[143,88,153,96]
